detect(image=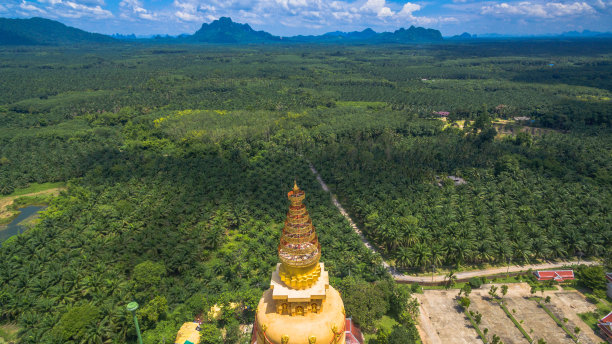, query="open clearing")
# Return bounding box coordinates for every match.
[469,293,529,344]
[418,283,604,344]
[415,290,478,344]
[0,184,65,222]
[543,290,601,344]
